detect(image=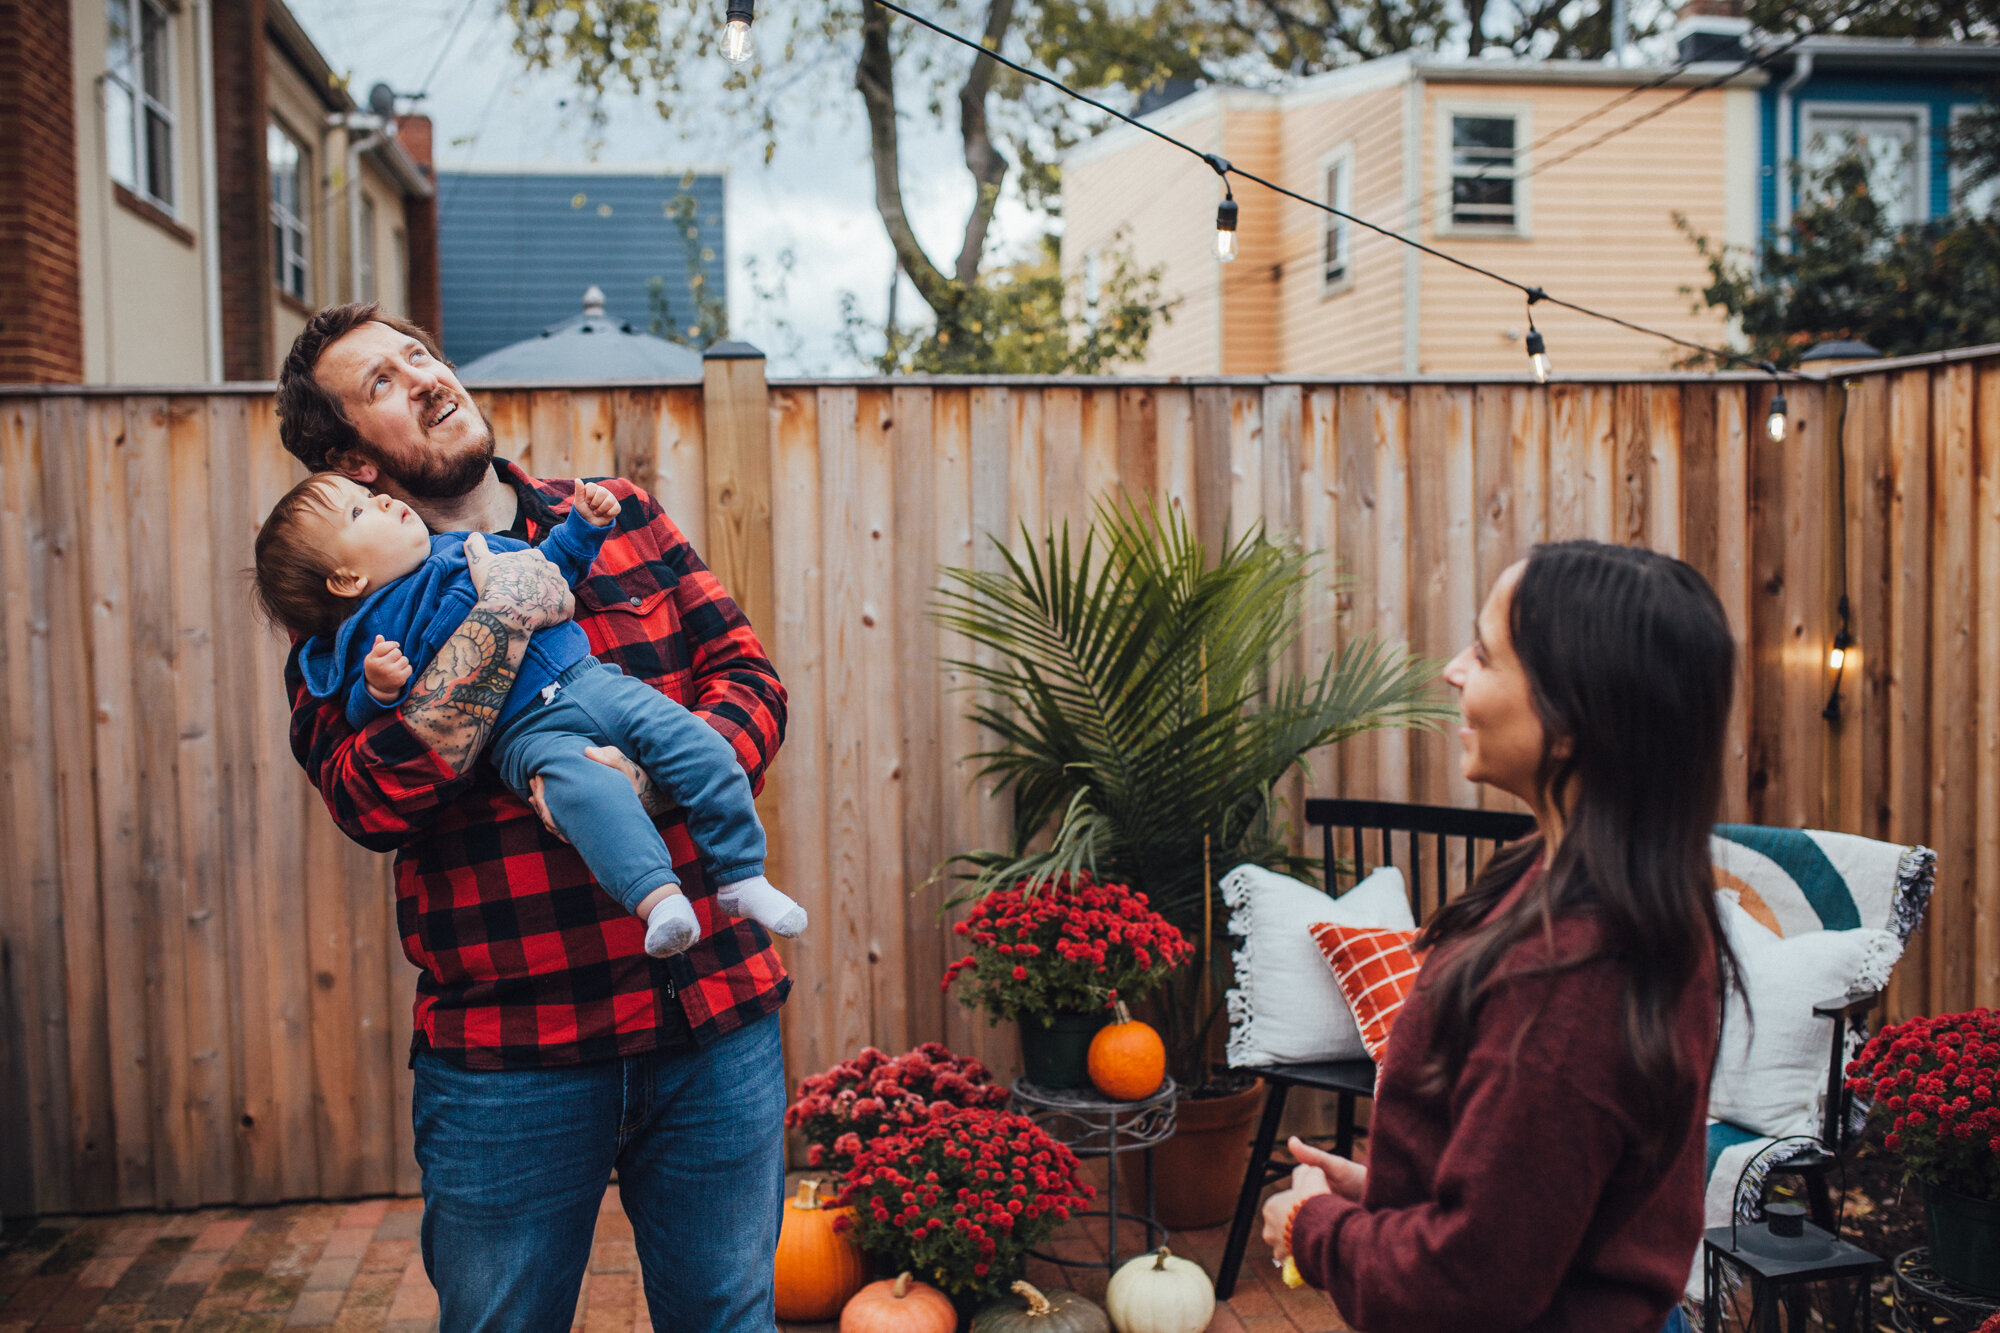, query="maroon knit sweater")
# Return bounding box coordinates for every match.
[1291,867,1718,1333]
